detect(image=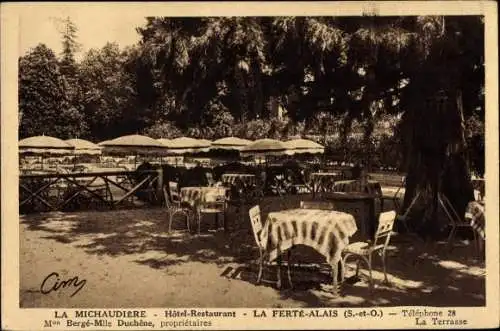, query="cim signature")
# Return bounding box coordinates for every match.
[40,272,86,297]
